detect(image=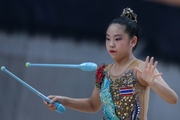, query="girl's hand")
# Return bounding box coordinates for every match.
[135,56,162,85]
[44,95,65,111]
